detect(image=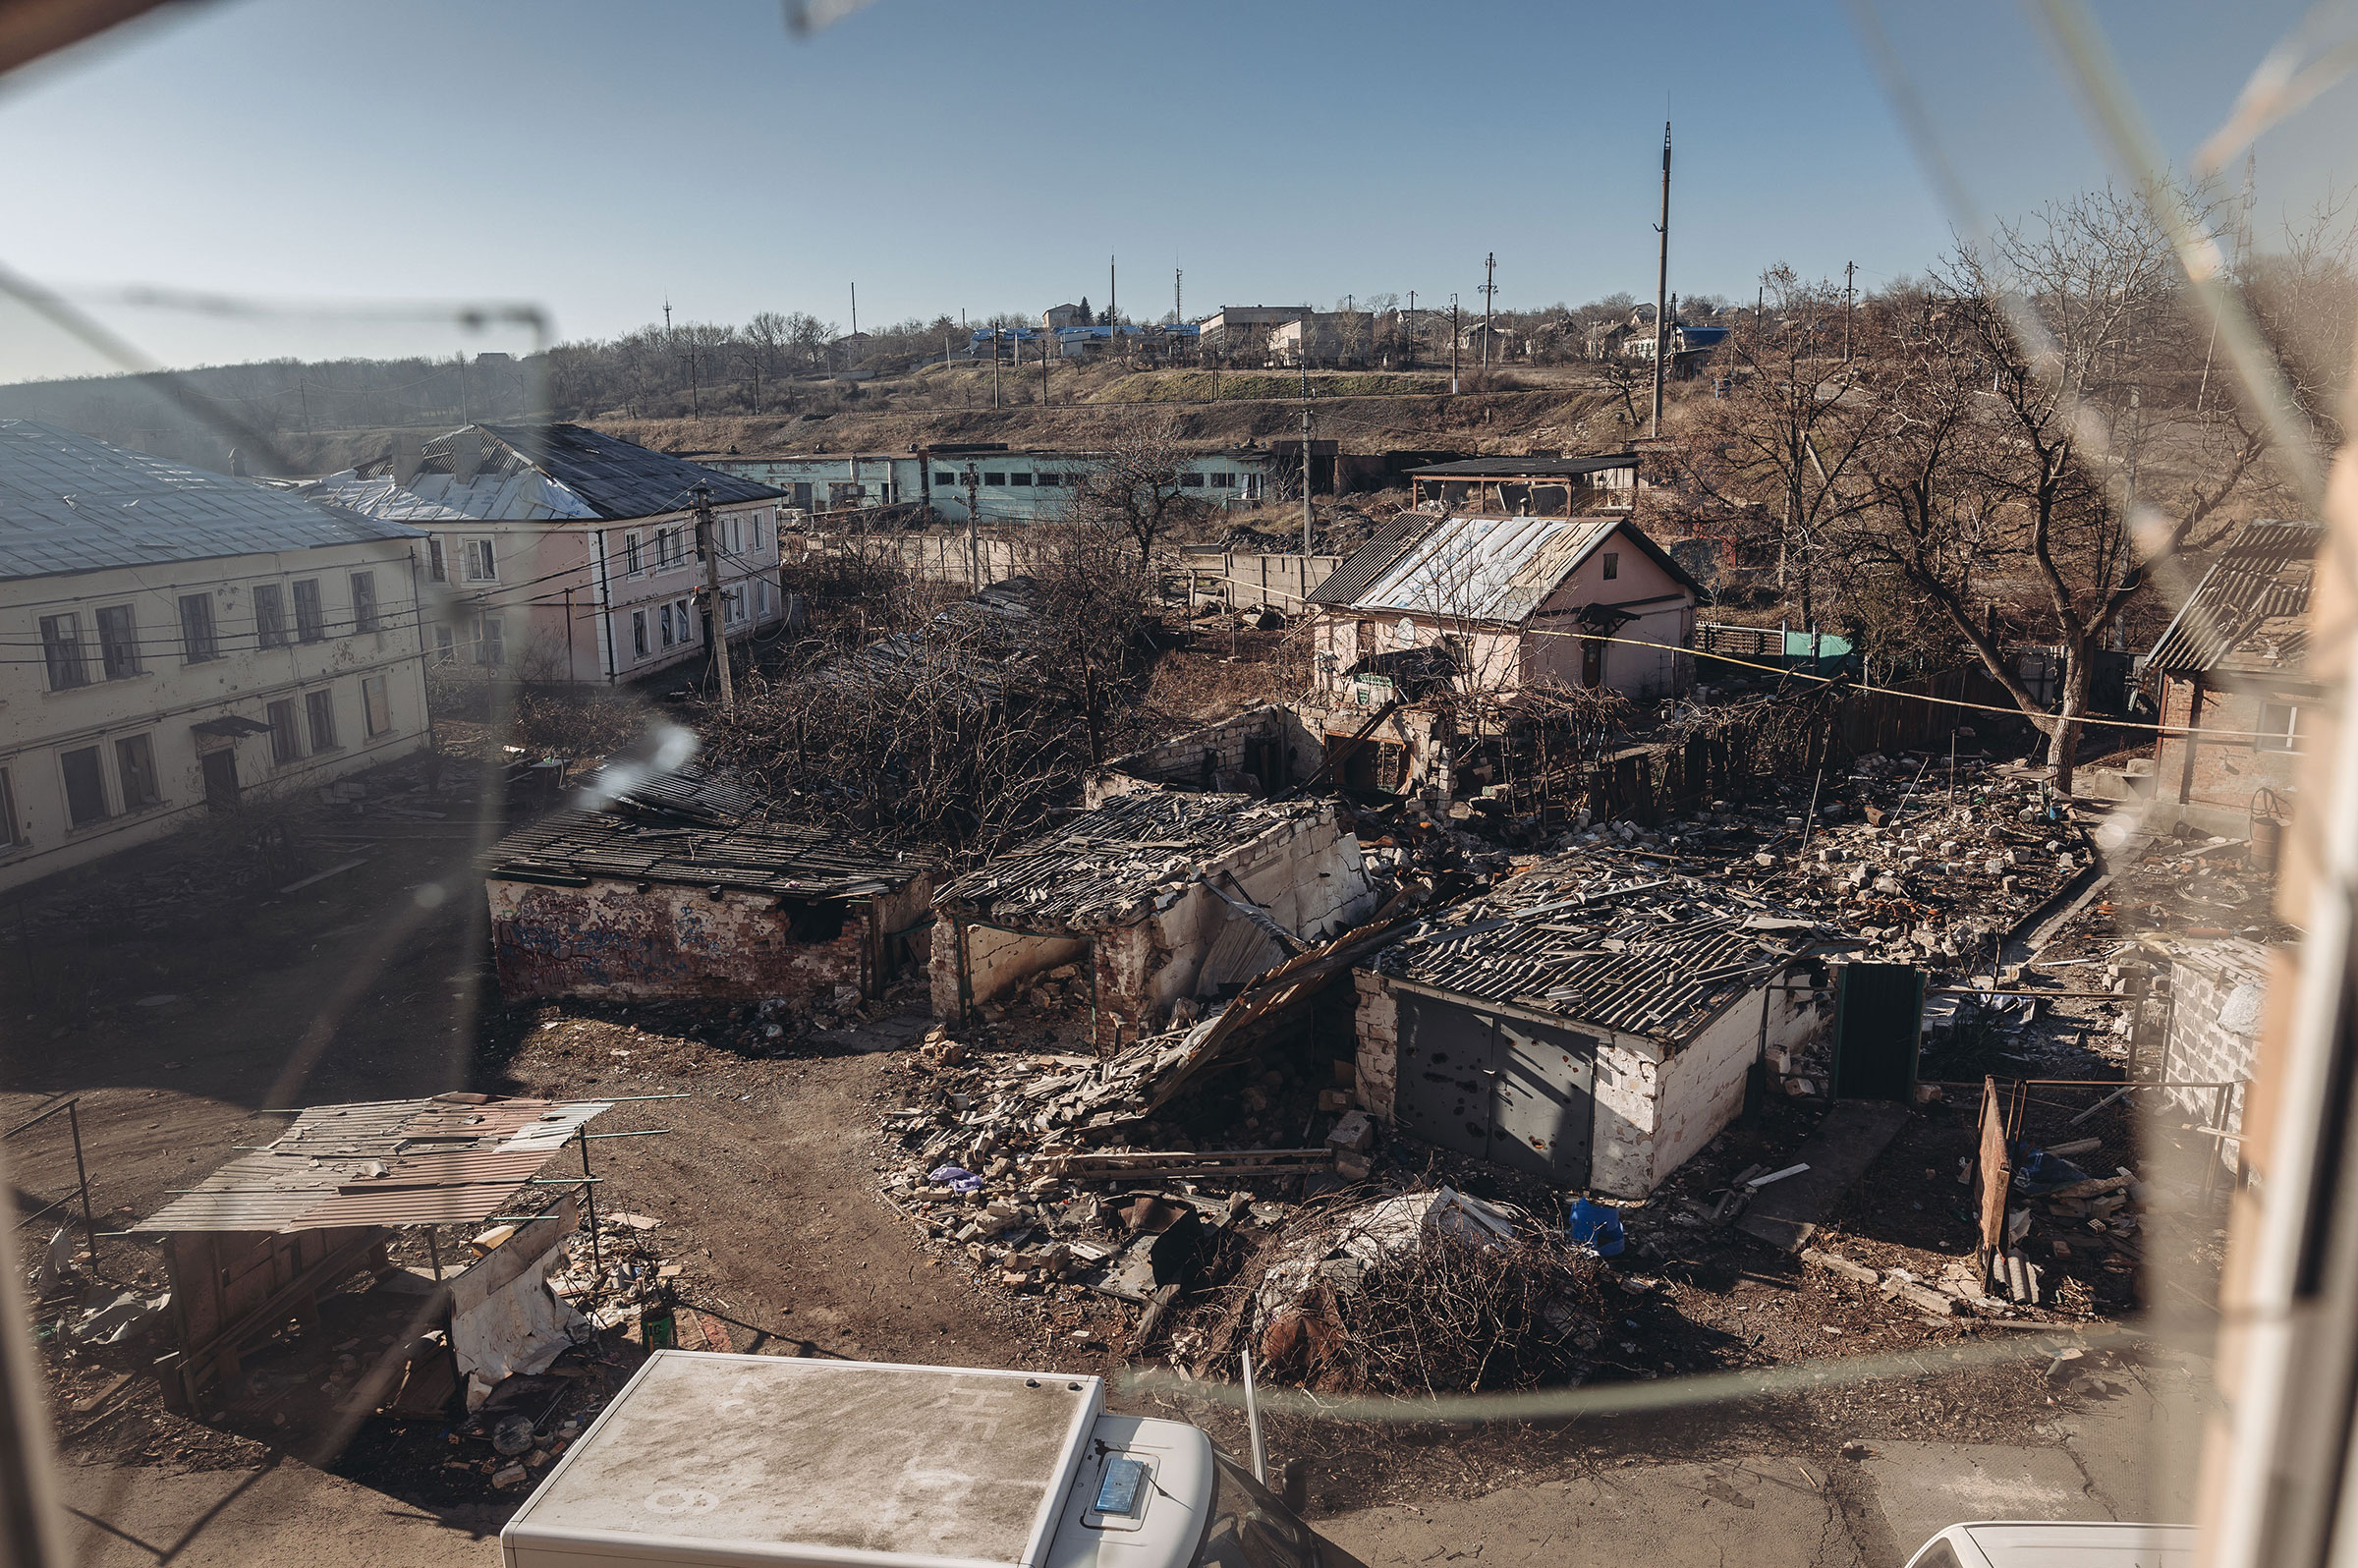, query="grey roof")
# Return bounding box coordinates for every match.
[321,423,781,525]
[0,420,425,583]
[1409,455,1641,477]
[2147,520,2320,674]
[1371,858,1830,1044]
[1311,513,1694,623]
[1305,513,1432,606]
